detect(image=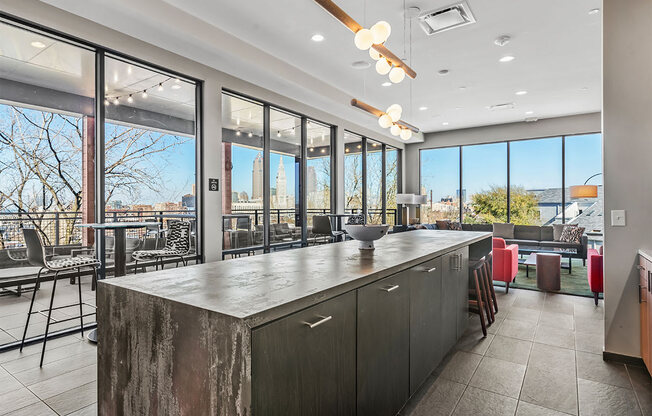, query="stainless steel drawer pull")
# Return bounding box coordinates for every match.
[426,267,437,273]
[382,284,400,292]
[304,315,332,328]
